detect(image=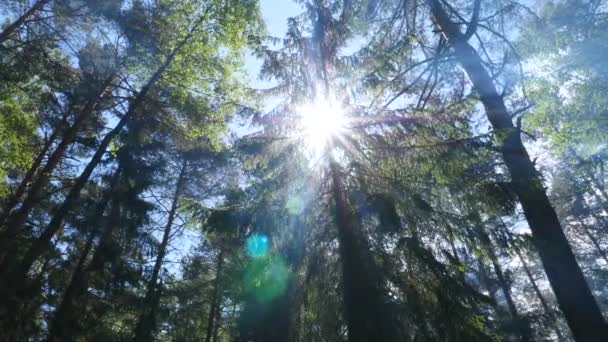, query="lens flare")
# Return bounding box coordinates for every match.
[246,233,270,258]
[243,256,290,302]
[298,98,346,157]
